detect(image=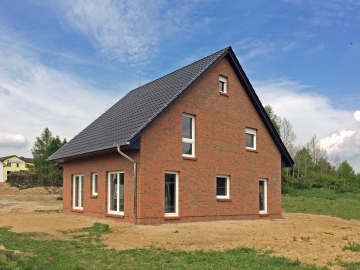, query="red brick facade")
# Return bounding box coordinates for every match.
[62,57,282,225]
